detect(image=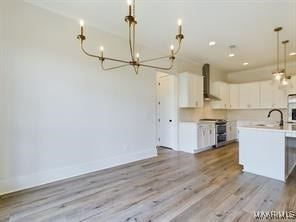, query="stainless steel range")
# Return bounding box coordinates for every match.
[199,119,227,147]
